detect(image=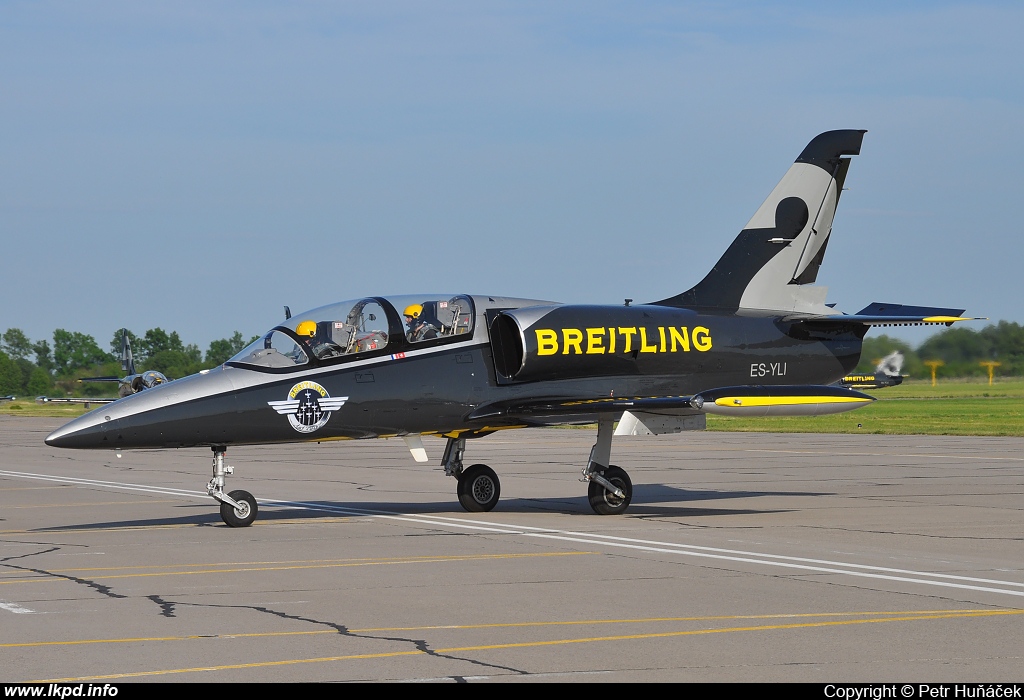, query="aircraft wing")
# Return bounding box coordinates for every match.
[467,395,698,421]
[469,385,873,421]
[36,396,118,405]
[784,303,983,327]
